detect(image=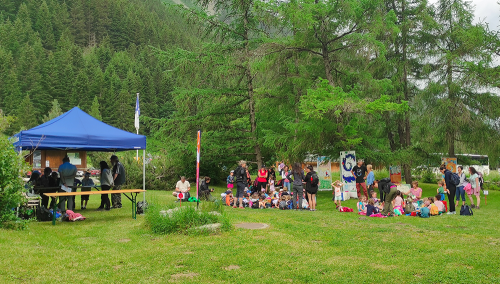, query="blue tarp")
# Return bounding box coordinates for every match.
[11,107,146,151]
